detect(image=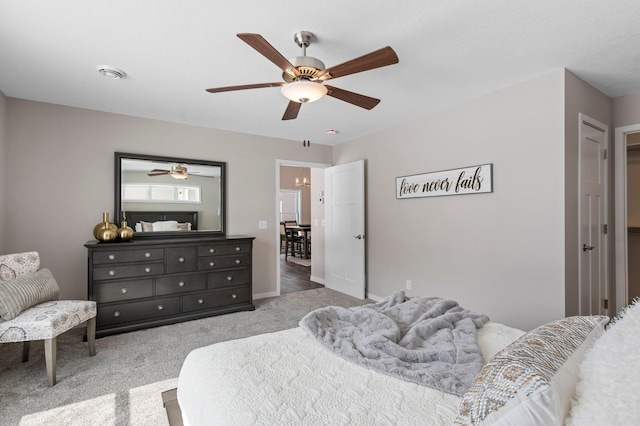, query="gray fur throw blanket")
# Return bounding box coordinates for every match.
[299,290,489,396]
